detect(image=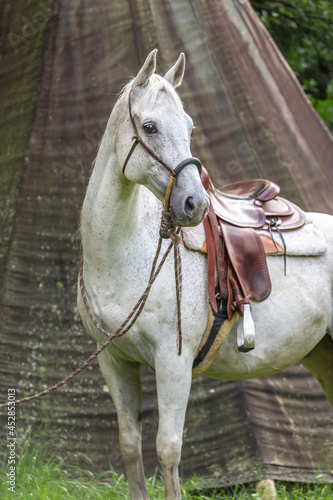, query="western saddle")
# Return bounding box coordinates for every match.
[200,167,306,352]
